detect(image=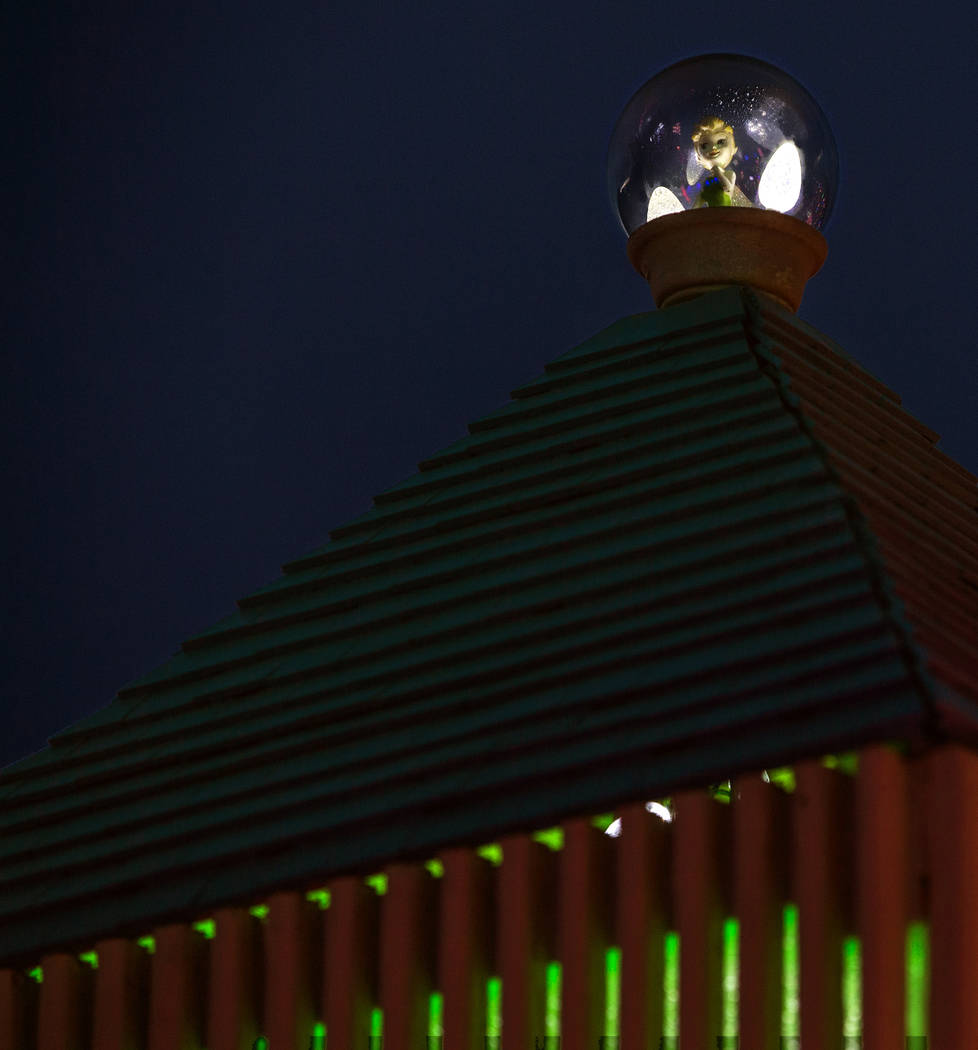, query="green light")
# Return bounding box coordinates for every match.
[137,936,156,954]
[425,859,445,879]
[663,932,680,1038]
[370,1007,384,1038]
[27,966,43,984]
[590,813,616,831]
[193,919,216,940]
[533,827,564,851]
[710,781,732,804]
[428,992,444,1037]
[78,950,99,970]
[722,918,739,1037]
[823,752,859,776]
[310,1021,327,1050]
[782,904,800,1038]
[763,767,797,793]
[365,873,388,896]
[605,947,621,1039]
[477,843,503,866]
[253,1038,269,1050]
[249,904,269,921]
[842,936,862,1038]
[545,961,561,1037]
[906,921,929,1037]
[306,888,332,910]
[486,976,503,1038]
